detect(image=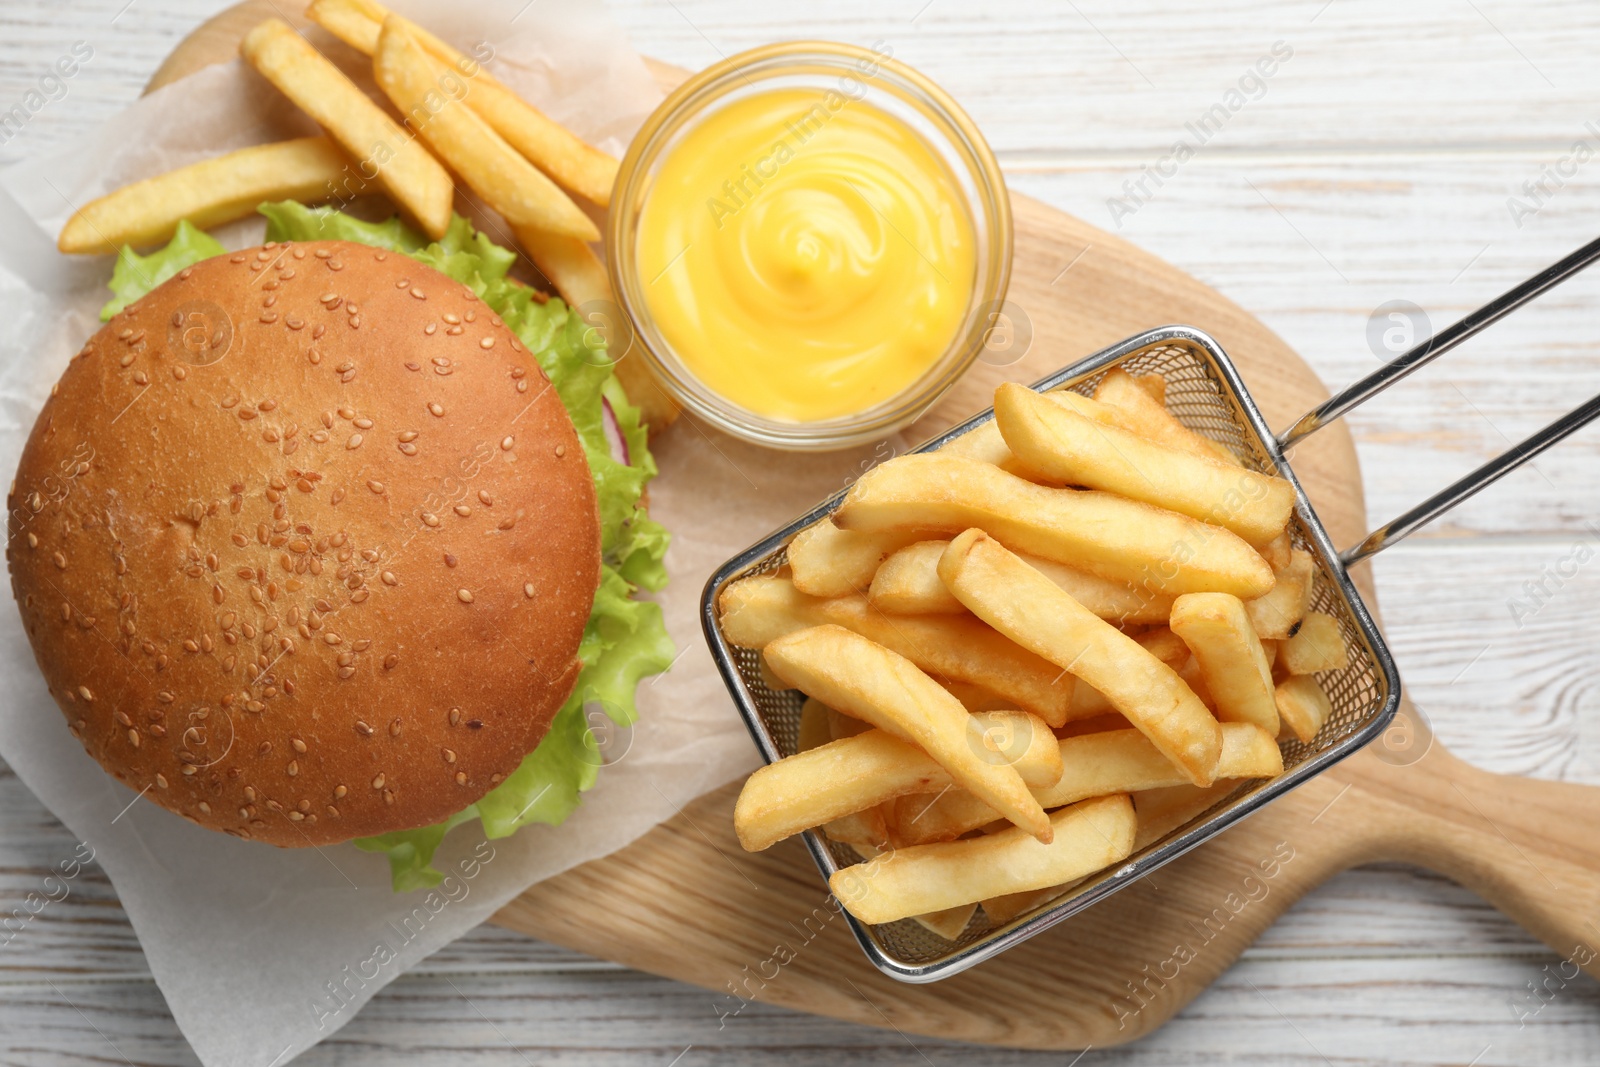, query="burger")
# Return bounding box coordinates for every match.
[6,202,673,890]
